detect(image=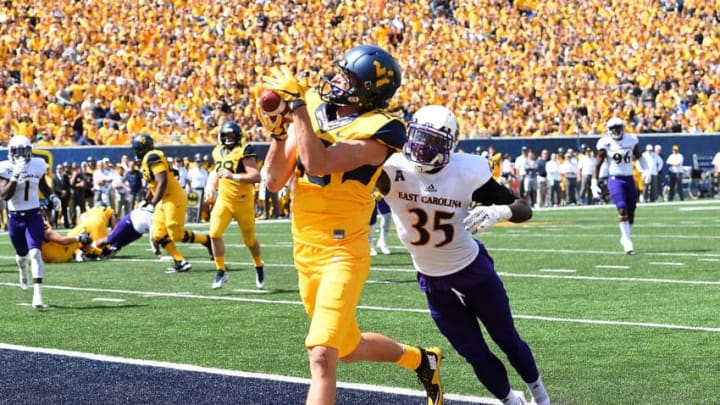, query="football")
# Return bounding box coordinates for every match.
[259,89,288,116]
